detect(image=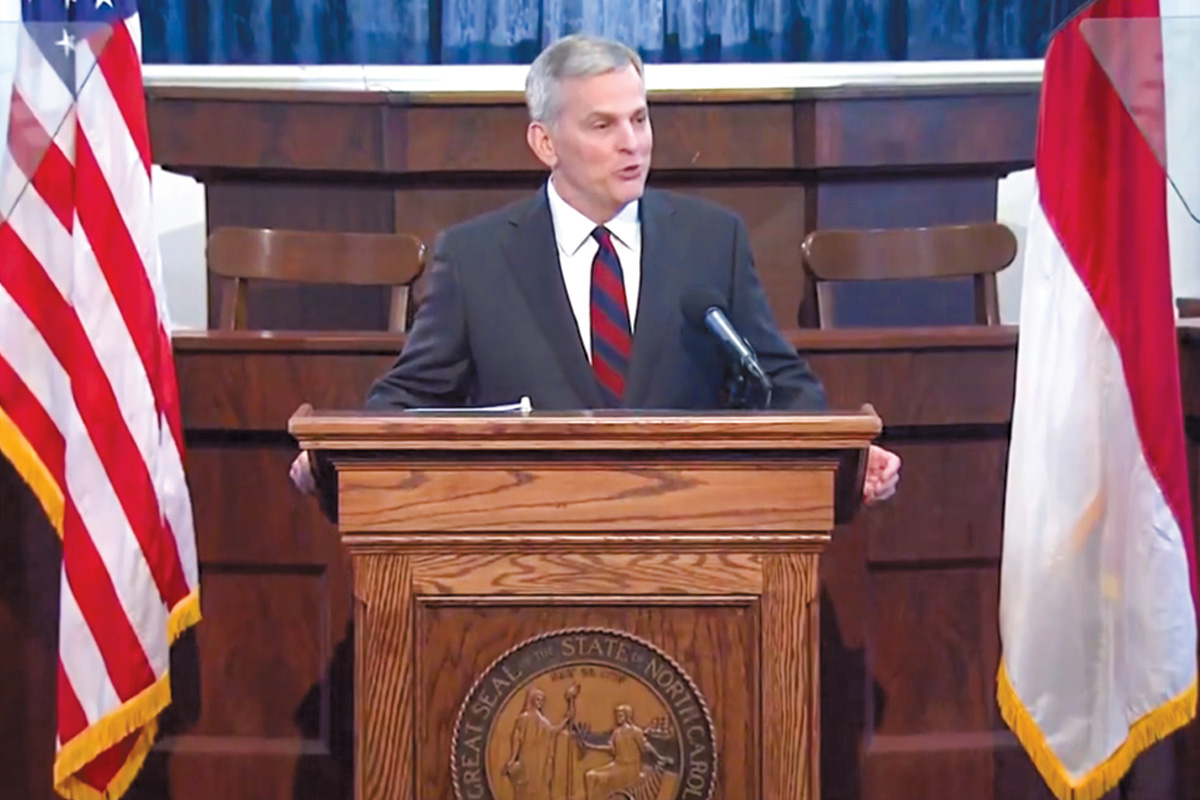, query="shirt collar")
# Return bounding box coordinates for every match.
[546,176,641,256]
